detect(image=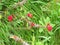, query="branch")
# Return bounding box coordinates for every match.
[14,0,27,7]
[10,35,30,45]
